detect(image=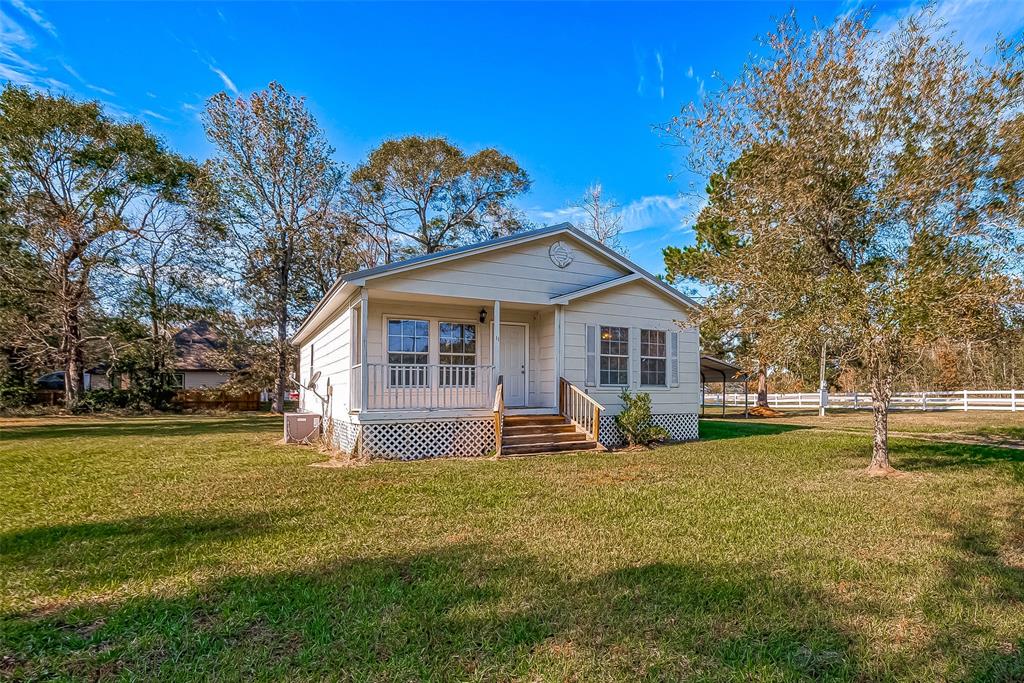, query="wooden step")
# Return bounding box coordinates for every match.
[501,440,598,456]
[503,423,579,436]
[503,431,586,446]
[503,414,565,426]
